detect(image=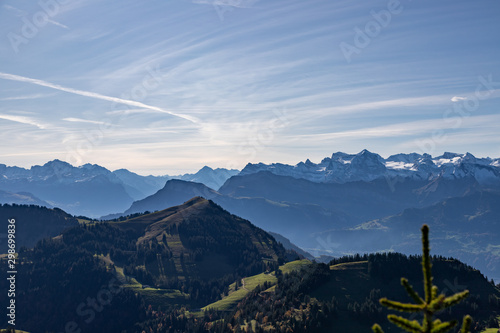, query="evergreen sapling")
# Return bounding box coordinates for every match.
[372,224,472,333]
